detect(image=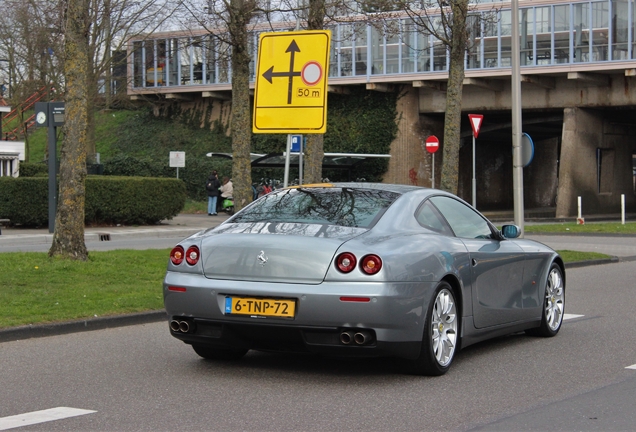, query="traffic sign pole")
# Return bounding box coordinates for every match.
[284,135,292,187]
[467,114,484,209]
[425,135,440,189]
[472,135,476,208]
[299,138,303,185]
[432,153,435,189]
